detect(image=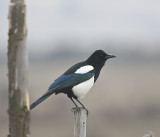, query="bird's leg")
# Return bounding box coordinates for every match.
[70,97,79,111]
[75,98,89,116]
